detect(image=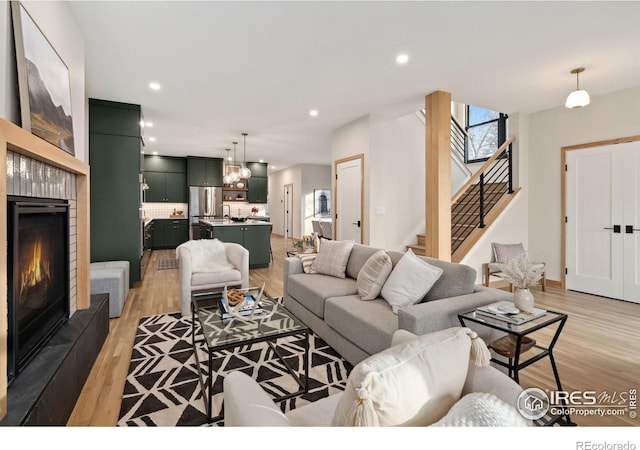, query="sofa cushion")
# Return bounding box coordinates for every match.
[287,273,357,318]
[357,250,393,301]
[381,250,443,313]
[191,269,242,287]
[417,256,477,302]
[324,295,397,356]
[346,243,383,279]
[331,327,473,426]
[312,239,355,278]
